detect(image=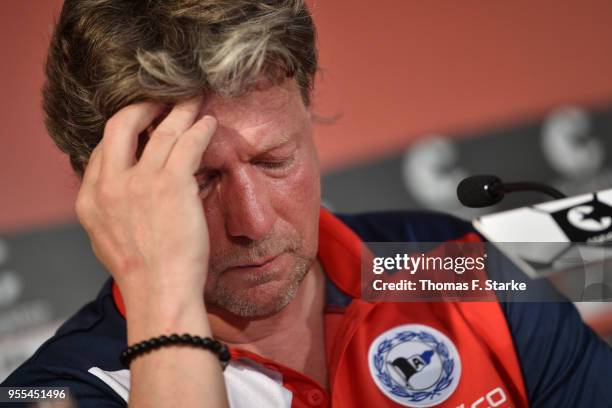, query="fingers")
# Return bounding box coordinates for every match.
[100,102,163,178]
[165,115,217,175]
[137,96,204,171]
[98,97,214,182]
